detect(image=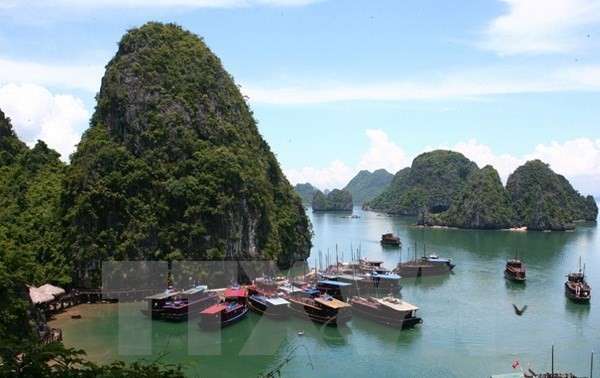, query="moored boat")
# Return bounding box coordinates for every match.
[349,296,422,329]
[504,258,526,282]
[421,253,455,270]
[141,288,179,319]
[316,279,354,301]
[285,288,352,326]
[198,285,248,329]
[161,285,218,321]
[565,260,591,303]
[394,259,453,277]
[380,232,401,246]
[246,279,290,319]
